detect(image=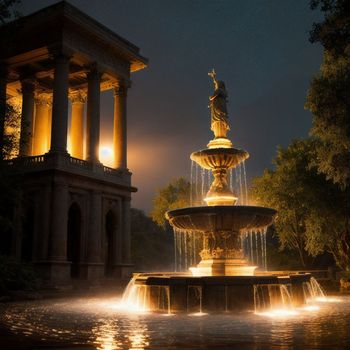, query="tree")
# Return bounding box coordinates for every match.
[0,0,19,24]
[131,208,173,271]
[0,0,21,255]
[309,0,350,56]
[0,0,21,160]
[252,140,318,267]
[306,0,350,188]
[252,139,350,270]
[151,177,190,228]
